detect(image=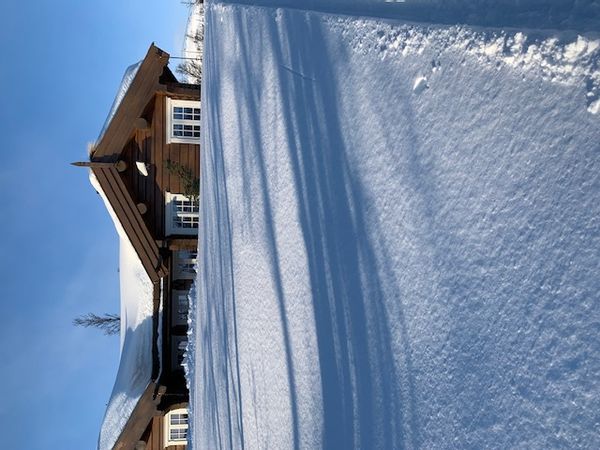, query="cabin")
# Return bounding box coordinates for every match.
[82,43,200,450]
